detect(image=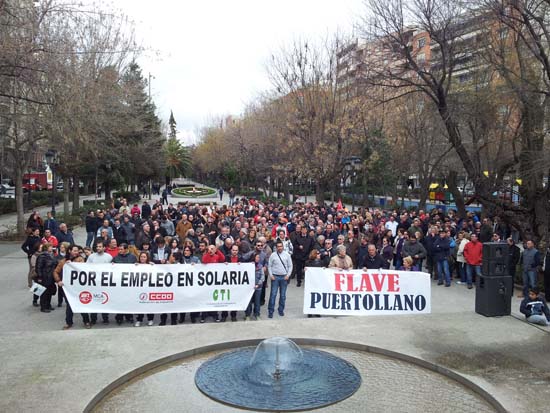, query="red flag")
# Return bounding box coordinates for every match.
[336,199,343,211]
